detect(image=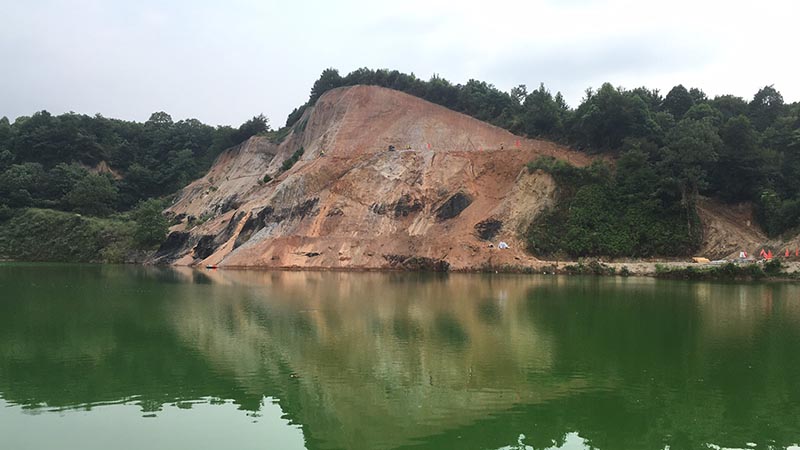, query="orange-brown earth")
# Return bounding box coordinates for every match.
[156,85,797,272]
